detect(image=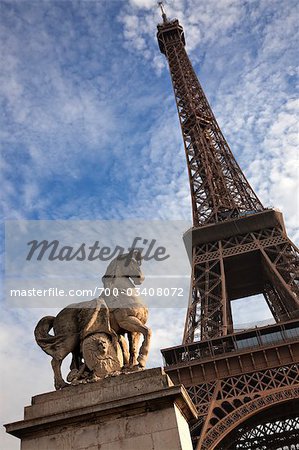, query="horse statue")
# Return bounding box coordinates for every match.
[34,250,152,389]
